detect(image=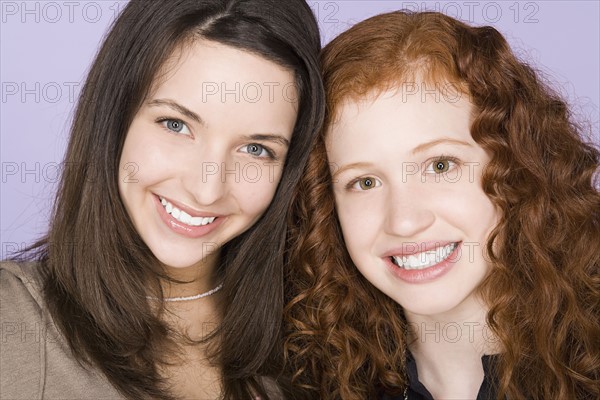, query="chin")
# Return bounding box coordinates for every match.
[160,257,210,270]
[401,303,455,317]
[148,242,215,270]
[391,292,466,318]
